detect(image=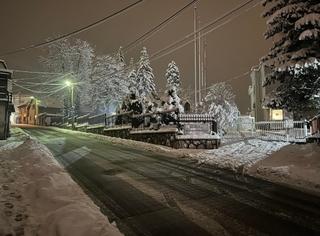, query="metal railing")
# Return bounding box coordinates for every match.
[255,120,307,142]
[88,113,106,126]
[105,111,133,128]
[76,114,90,125]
